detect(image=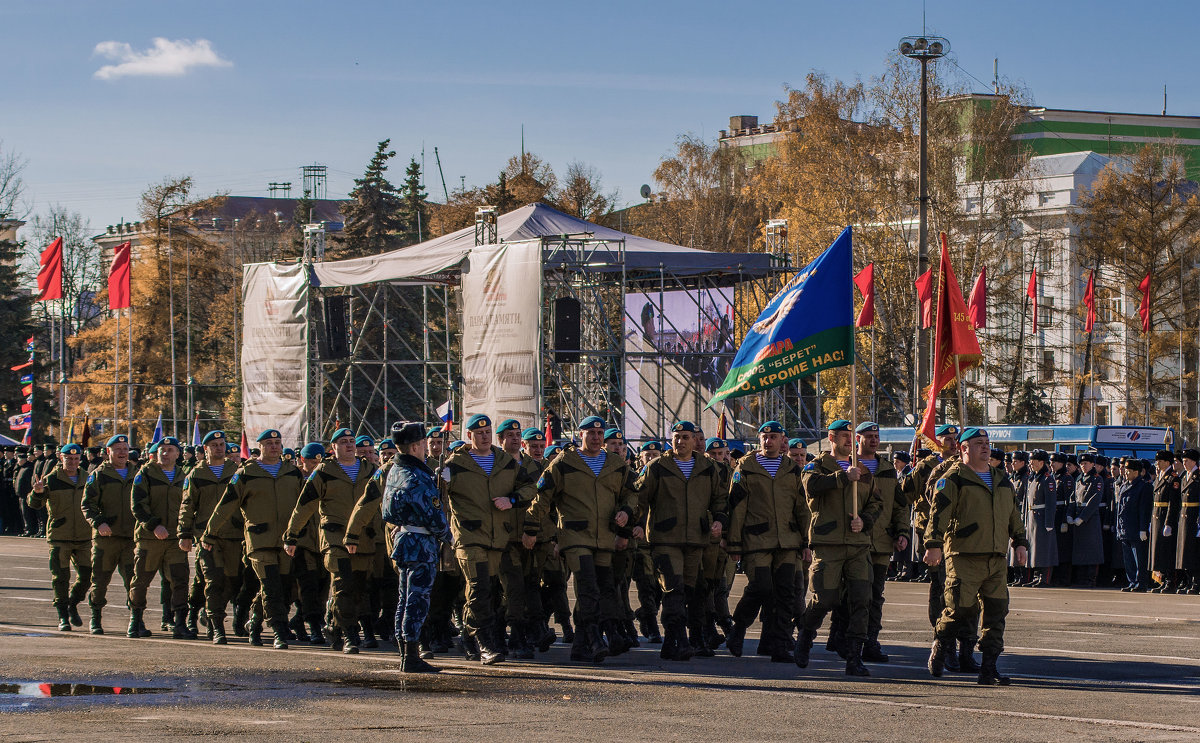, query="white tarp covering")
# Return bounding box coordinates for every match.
[242,262,309,444]
[459,241,542,434]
